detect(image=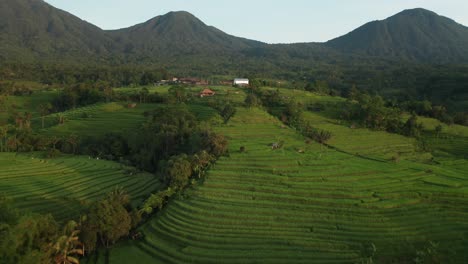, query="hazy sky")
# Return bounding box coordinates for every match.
[44,0,468,43]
